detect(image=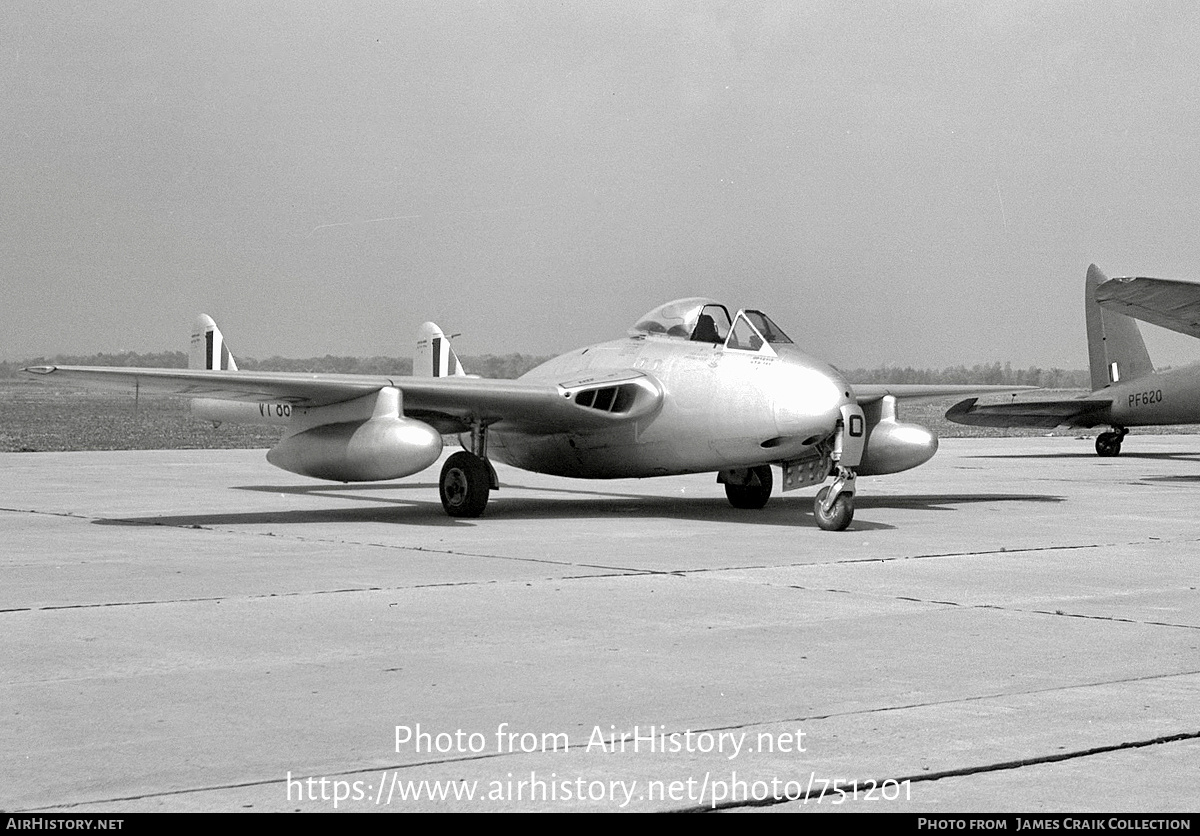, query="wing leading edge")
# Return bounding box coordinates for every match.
[23,365,663,435]
[852,383,1037,403]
